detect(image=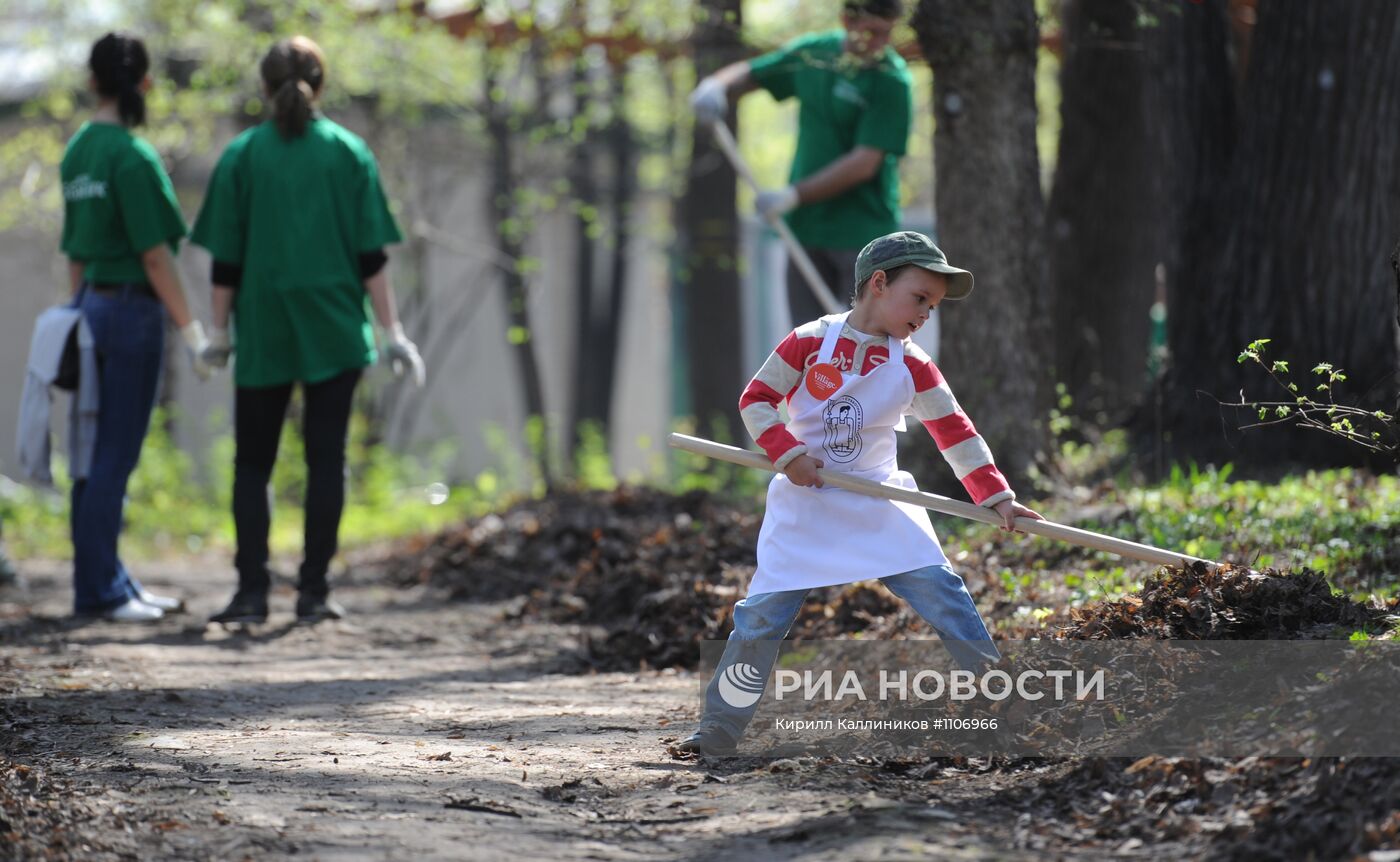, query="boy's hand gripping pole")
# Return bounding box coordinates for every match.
[668,432,1214,569]
[708,120,843,315]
